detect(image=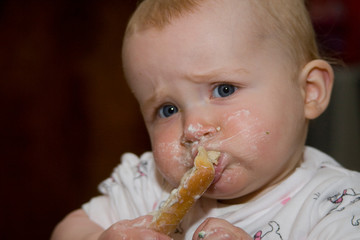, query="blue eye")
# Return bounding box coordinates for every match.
[212,84,237,98]
[158,104,178,118]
